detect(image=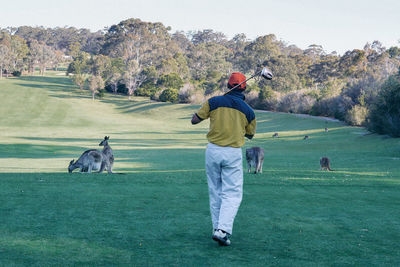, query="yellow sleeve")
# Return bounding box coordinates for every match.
[196,101,210,120]
[246,118,256,136]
